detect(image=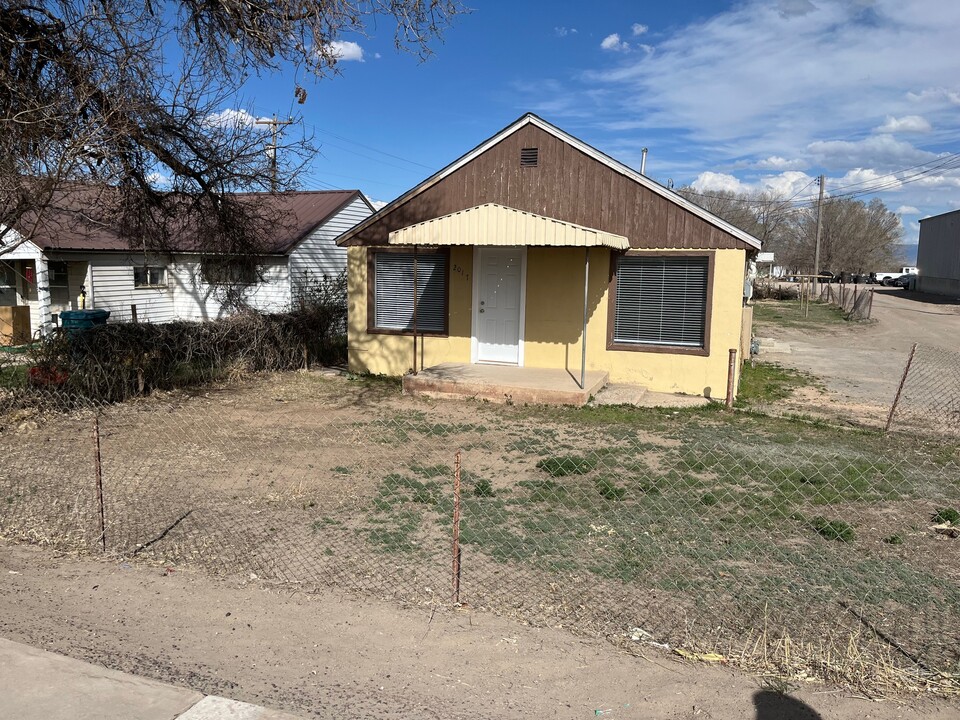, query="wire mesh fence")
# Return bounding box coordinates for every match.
[887,343,960,437]
[818,282,874,320]
[1,372,958,694]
